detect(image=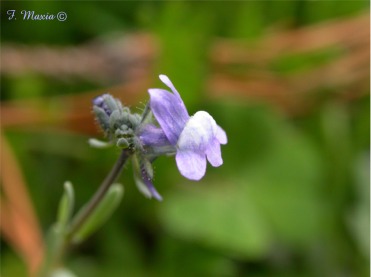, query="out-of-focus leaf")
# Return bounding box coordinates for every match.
[159,183,272,259]
[226,106,324,247]
[57,181,75,230]
[347,153,370,258]
[244,127,324,246]
[72,184,124,244]
[155,236,238,277]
